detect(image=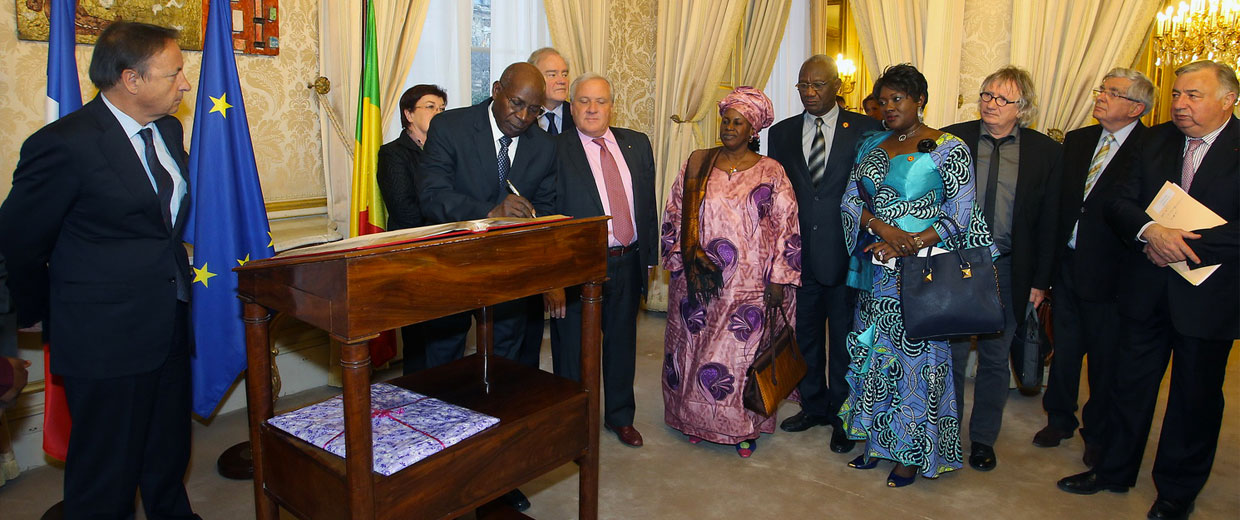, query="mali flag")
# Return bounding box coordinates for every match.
[184,0,274,417]
[349,2,397,367]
